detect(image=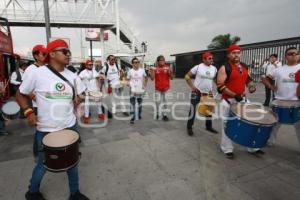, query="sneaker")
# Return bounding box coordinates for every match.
[225,152,234,159]
[0,132,9,136]
[187,128,194,136]
[248,150,265,157]
[98,114,106,121]
[69,192,89,200]
[206,127,218,134]
[25,191,46,200]
[83,117,89,124]
[123,112,129,116]
[130,119,134,124]
[162,115,169,121]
